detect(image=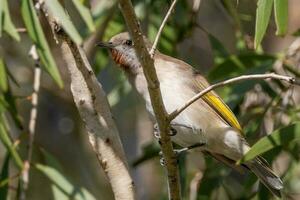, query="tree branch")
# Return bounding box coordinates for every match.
[118,0,181,199]
[189,172,203,200]
[20,45,41,200]
[149,0,178,57]
[169,73,298,121]
[42,8,136,200]
[16,28,27,33]
[59,33,136,200]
